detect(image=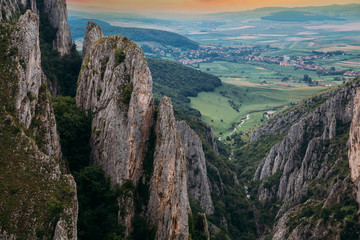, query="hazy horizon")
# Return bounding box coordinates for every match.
[67,0,360,14]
